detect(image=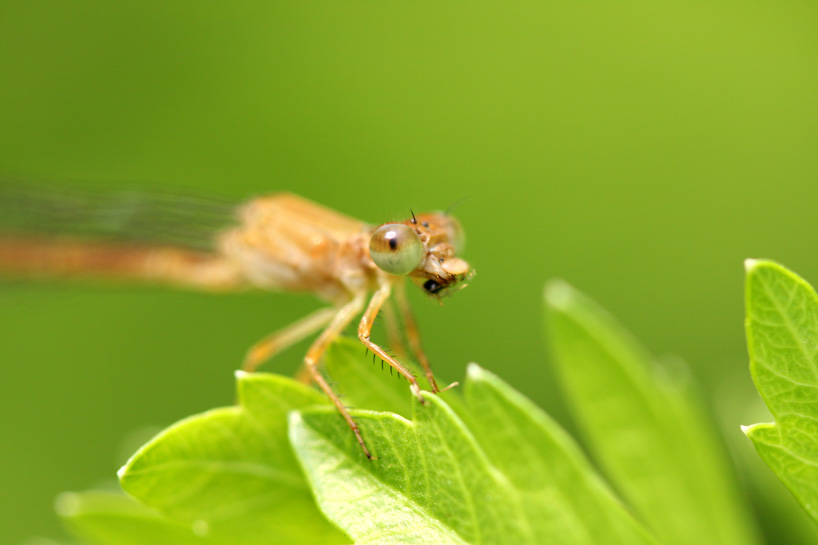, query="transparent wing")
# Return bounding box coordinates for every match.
[0,179,240,252]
